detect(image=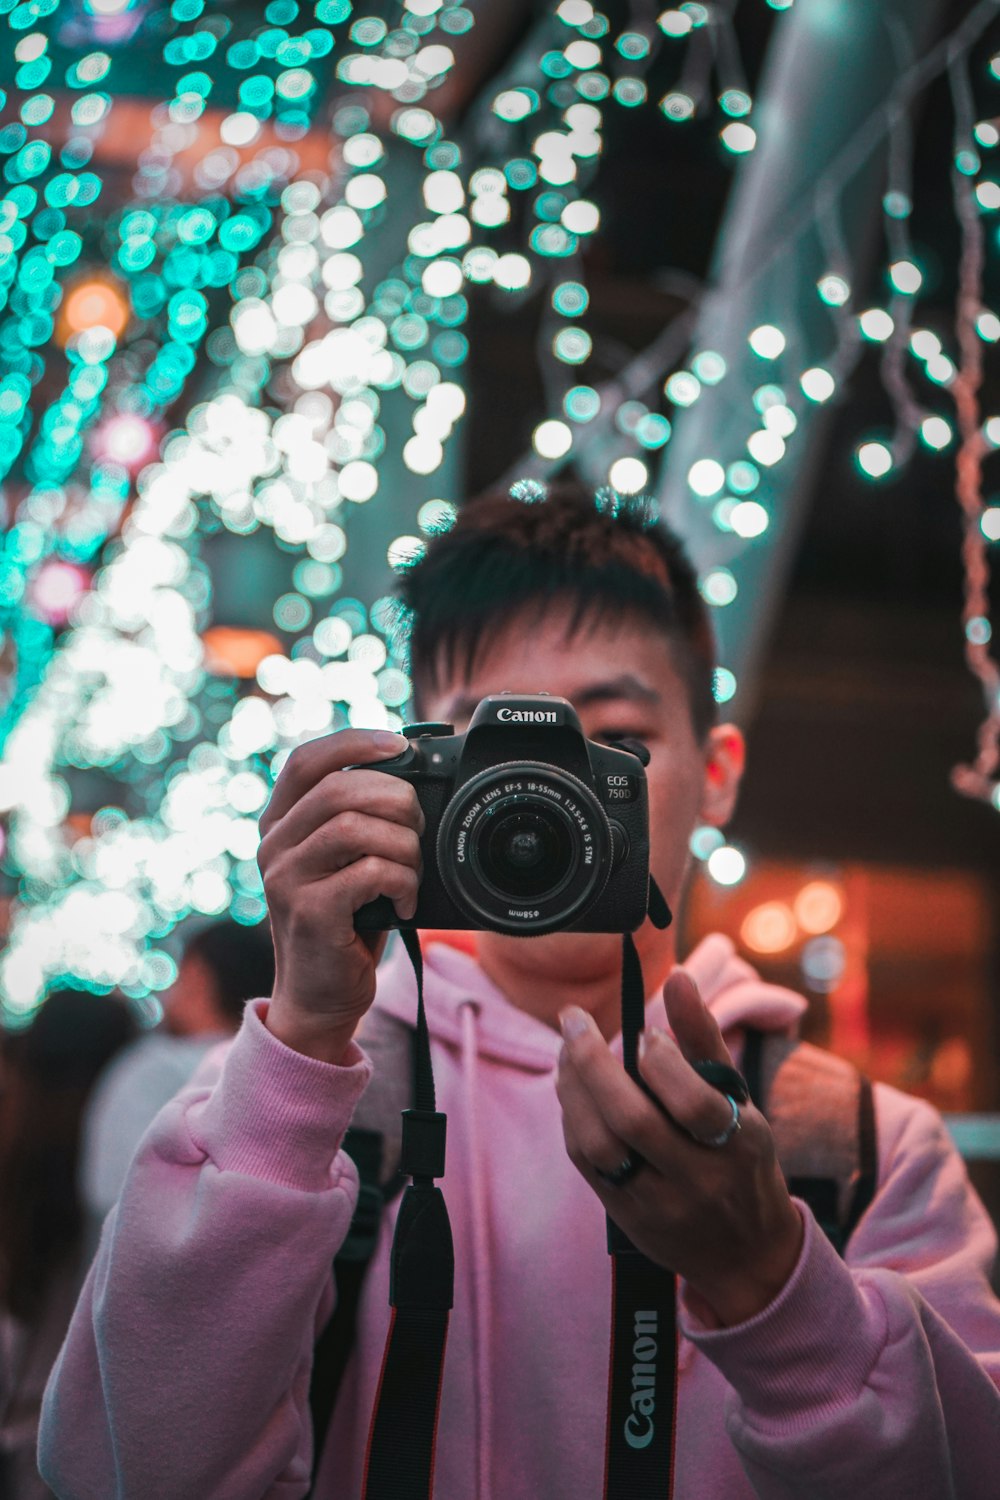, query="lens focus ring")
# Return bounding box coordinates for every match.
[436,761,612,934]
